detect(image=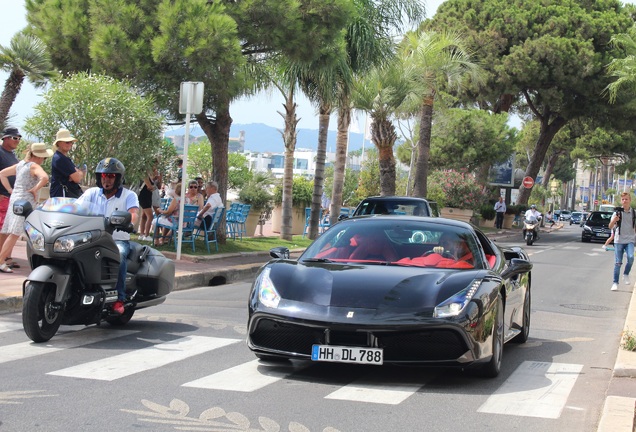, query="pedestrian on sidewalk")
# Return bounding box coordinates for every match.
[138,161,162,241]
[0,143,53,273]
[0,127,21,268]
[50,129,85,198]
[608,192,636,291]
[494,196,506,229]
